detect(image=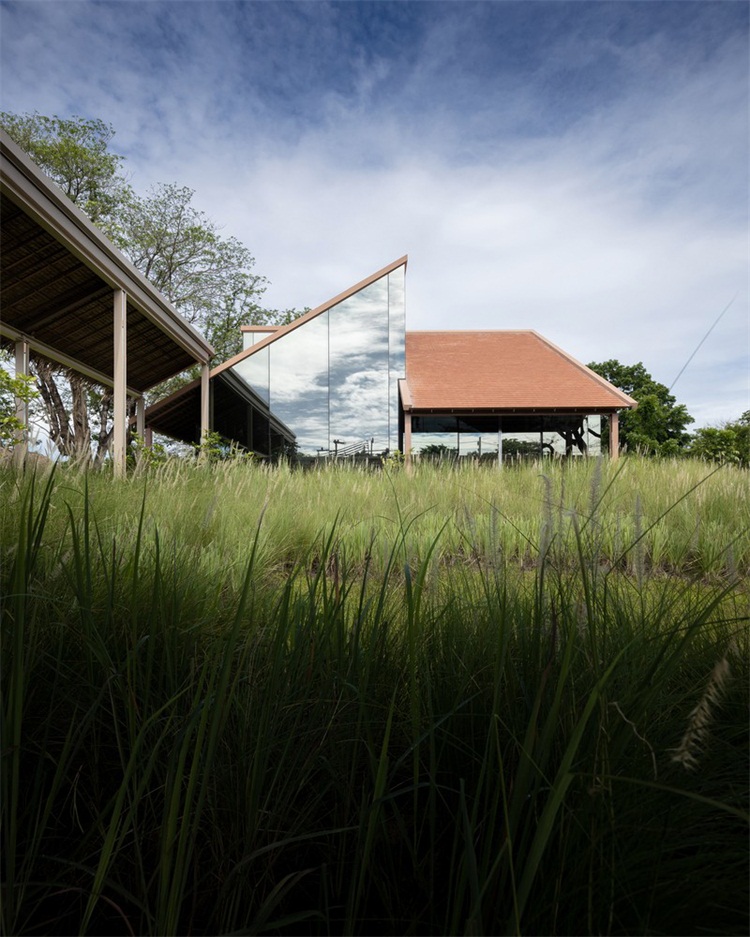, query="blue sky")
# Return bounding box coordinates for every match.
[1,0,747,427]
